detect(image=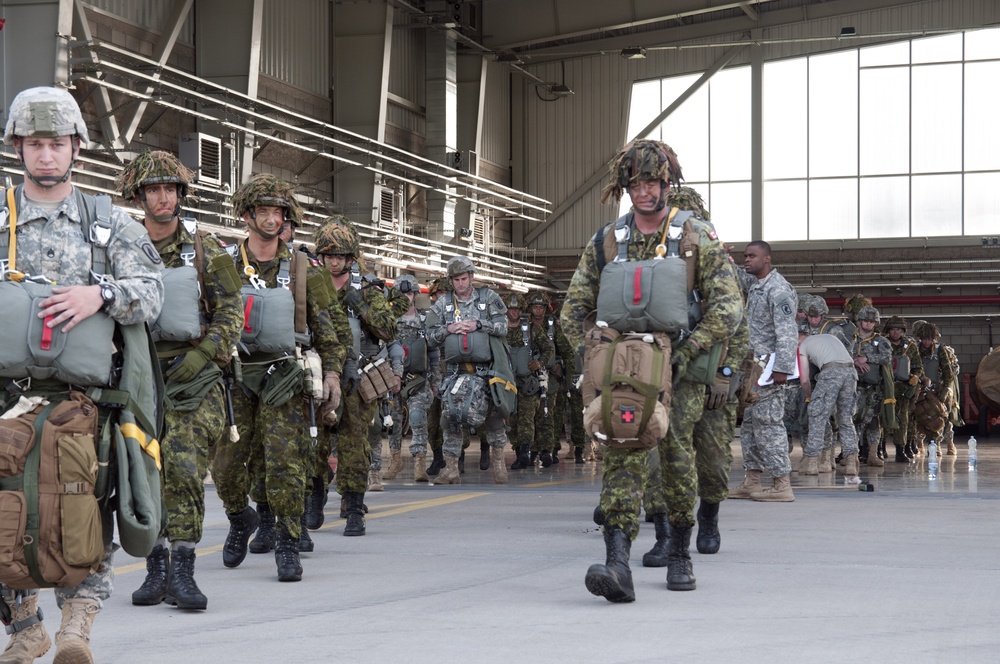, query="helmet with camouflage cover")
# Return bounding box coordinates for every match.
[428,276,449,297]
[446,256,476,278]
[856,305,880,324]
[915,321,940,341]
[843,293,872,320]
[232,174,303,235]
[118,150,193,222]
[666,185,709,221]
[394,273,420,294]
[501,292,525,310]
[911,319,927,337]
[313,215,360,256]
[883,315,907,332]
[527,291,550,308]
[5,87,89,188]
[600,139,683,206]
[806,297,829,318]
